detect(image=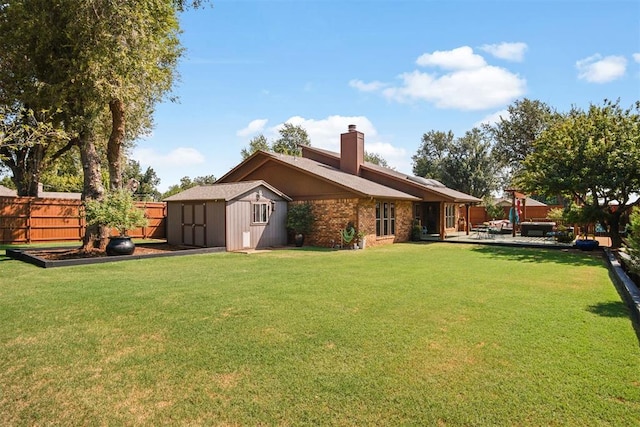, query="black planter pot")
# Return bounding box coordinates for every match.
[575,239,599,251]
[294,233,305,247]
[106,236,136,256]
